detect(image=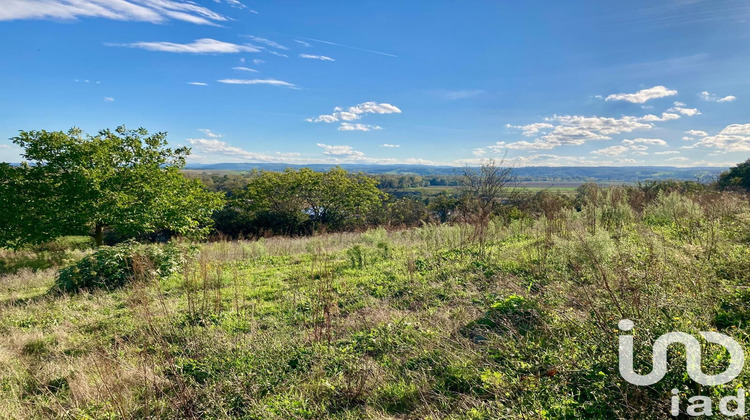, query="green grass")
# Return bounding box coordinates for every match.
[1,192,750,418]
